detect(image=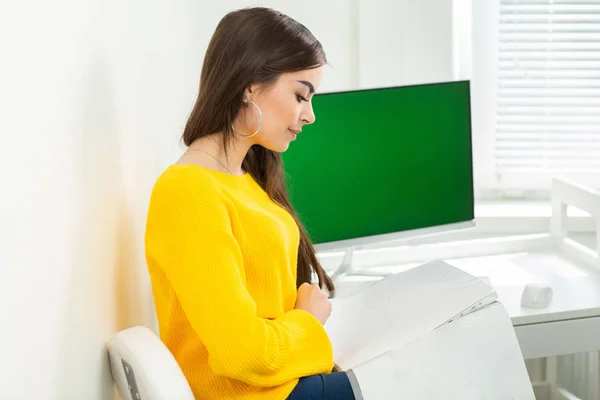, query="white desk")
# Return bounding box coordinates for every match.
[326,177,600,361]
[329,248,600,360]
[443,251,600,360]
